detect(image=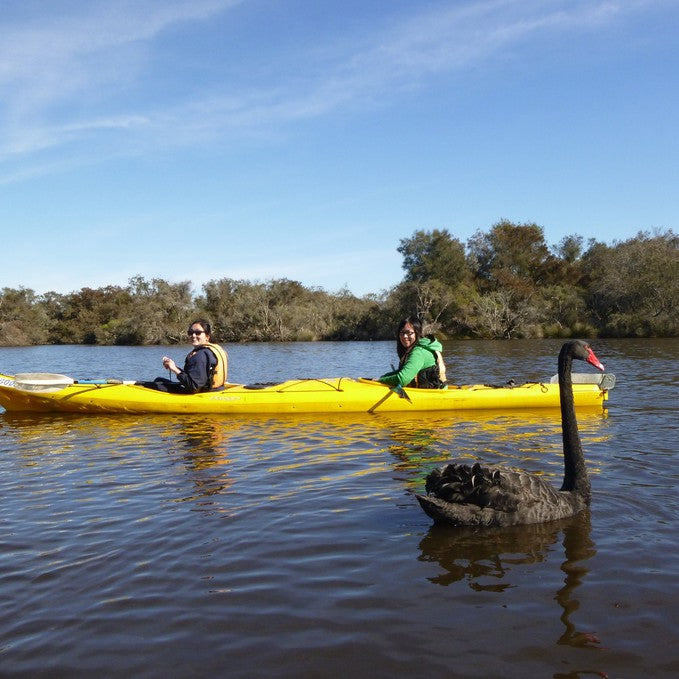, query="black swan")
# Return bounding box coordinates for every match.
[416,340,605,527]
